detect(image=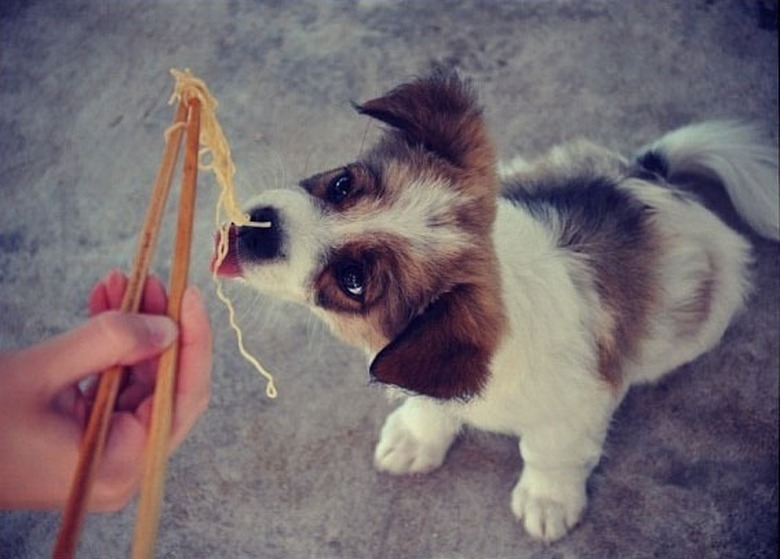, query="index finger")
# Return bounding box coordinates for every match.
[88,271,168,316]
